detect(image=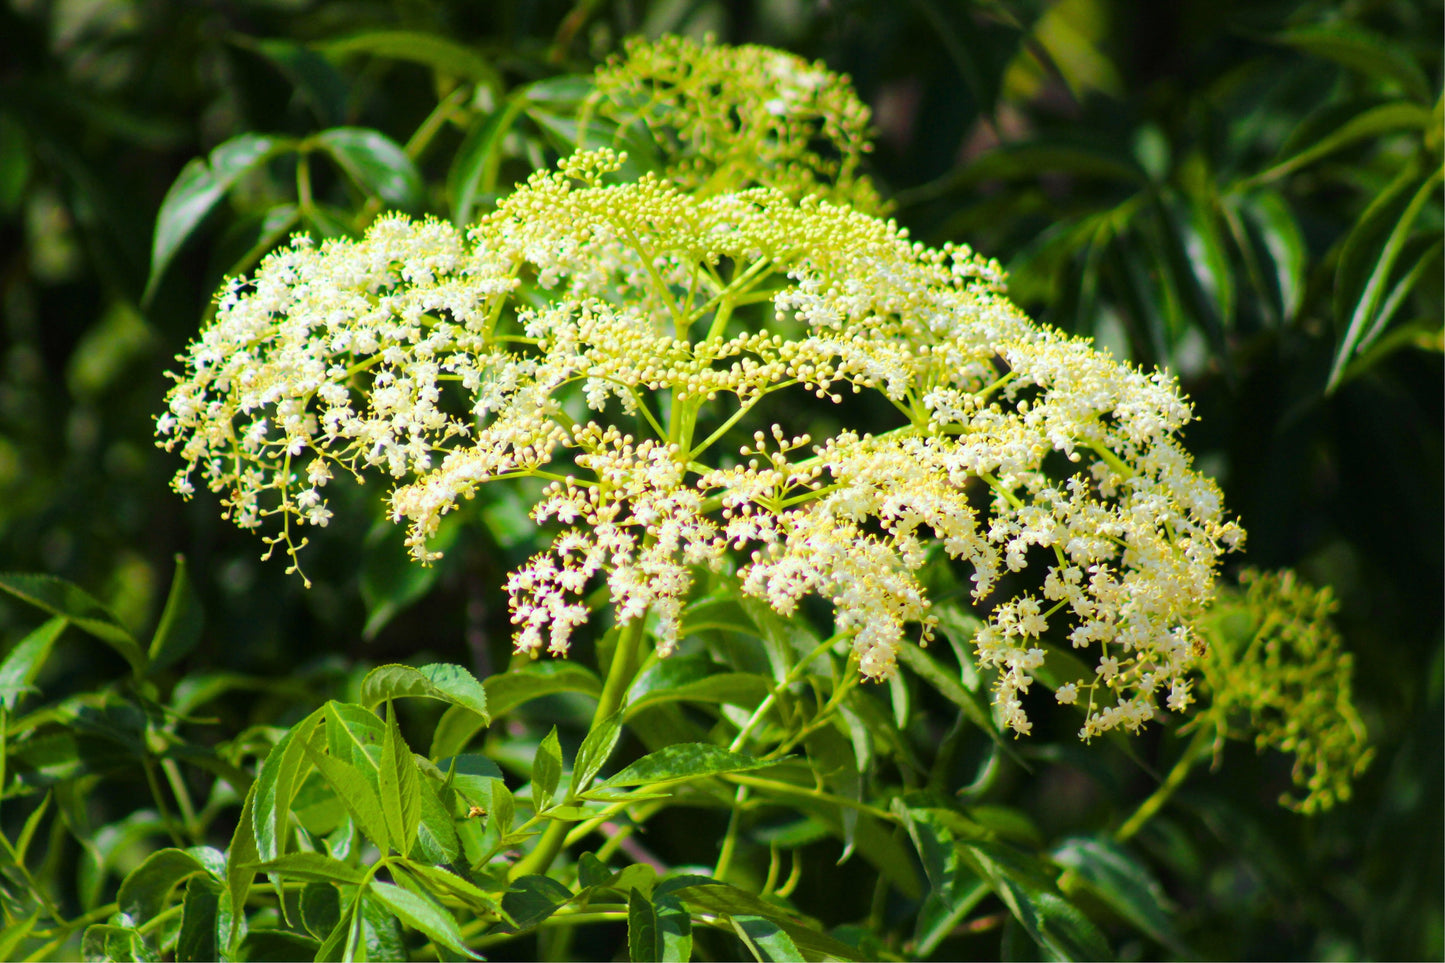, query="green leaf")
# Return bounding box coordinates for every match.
[502,874,575,930]
[1053,836,1190,956]
[625,654,772,718]
[239,36,349,128]
[732,915,805,962]
[82,923,157,963]
[897,641,1016,756]
[318,30,502,88]
[429,703,489,759]
[485,660,602,719]
[361,662,490,723]
[414,773,462,865]
[893,802,989,953]
[533,726,563,811]
[395,859,509,919]
[176,874,227,963]
[252,708,325,861]
[1272,25,1431,103]
[245,852,370,885]
[226,781,261,954]
[629,888,661,962]
[1328,167,1444,391]
[1237,190,1306,322]
[0,572,146,677]
[599,744,779,789]
[117,846,222,923]
[302,737,393,853]
[144,133,282,302]
[356,888,407,961]
[316,127,423,210]
[572,711,622,794]
[301,881,342,941]
[448,96,528,226]
[1247,101,1432,186]
[656,893,693,963]
[672,883,863,961]
[239,928,322,961]
[966,839,1112,962]
[0,616,65,710]
[147,555,203,673]
[370,880,482,960]
[379,705,421,857]
[0,911,39,962]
